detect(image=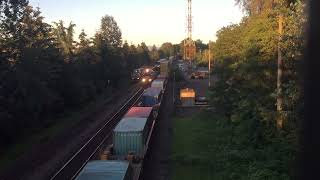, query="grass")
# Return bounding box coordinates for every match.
[170,110,295,180]
[171,111,226,180]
